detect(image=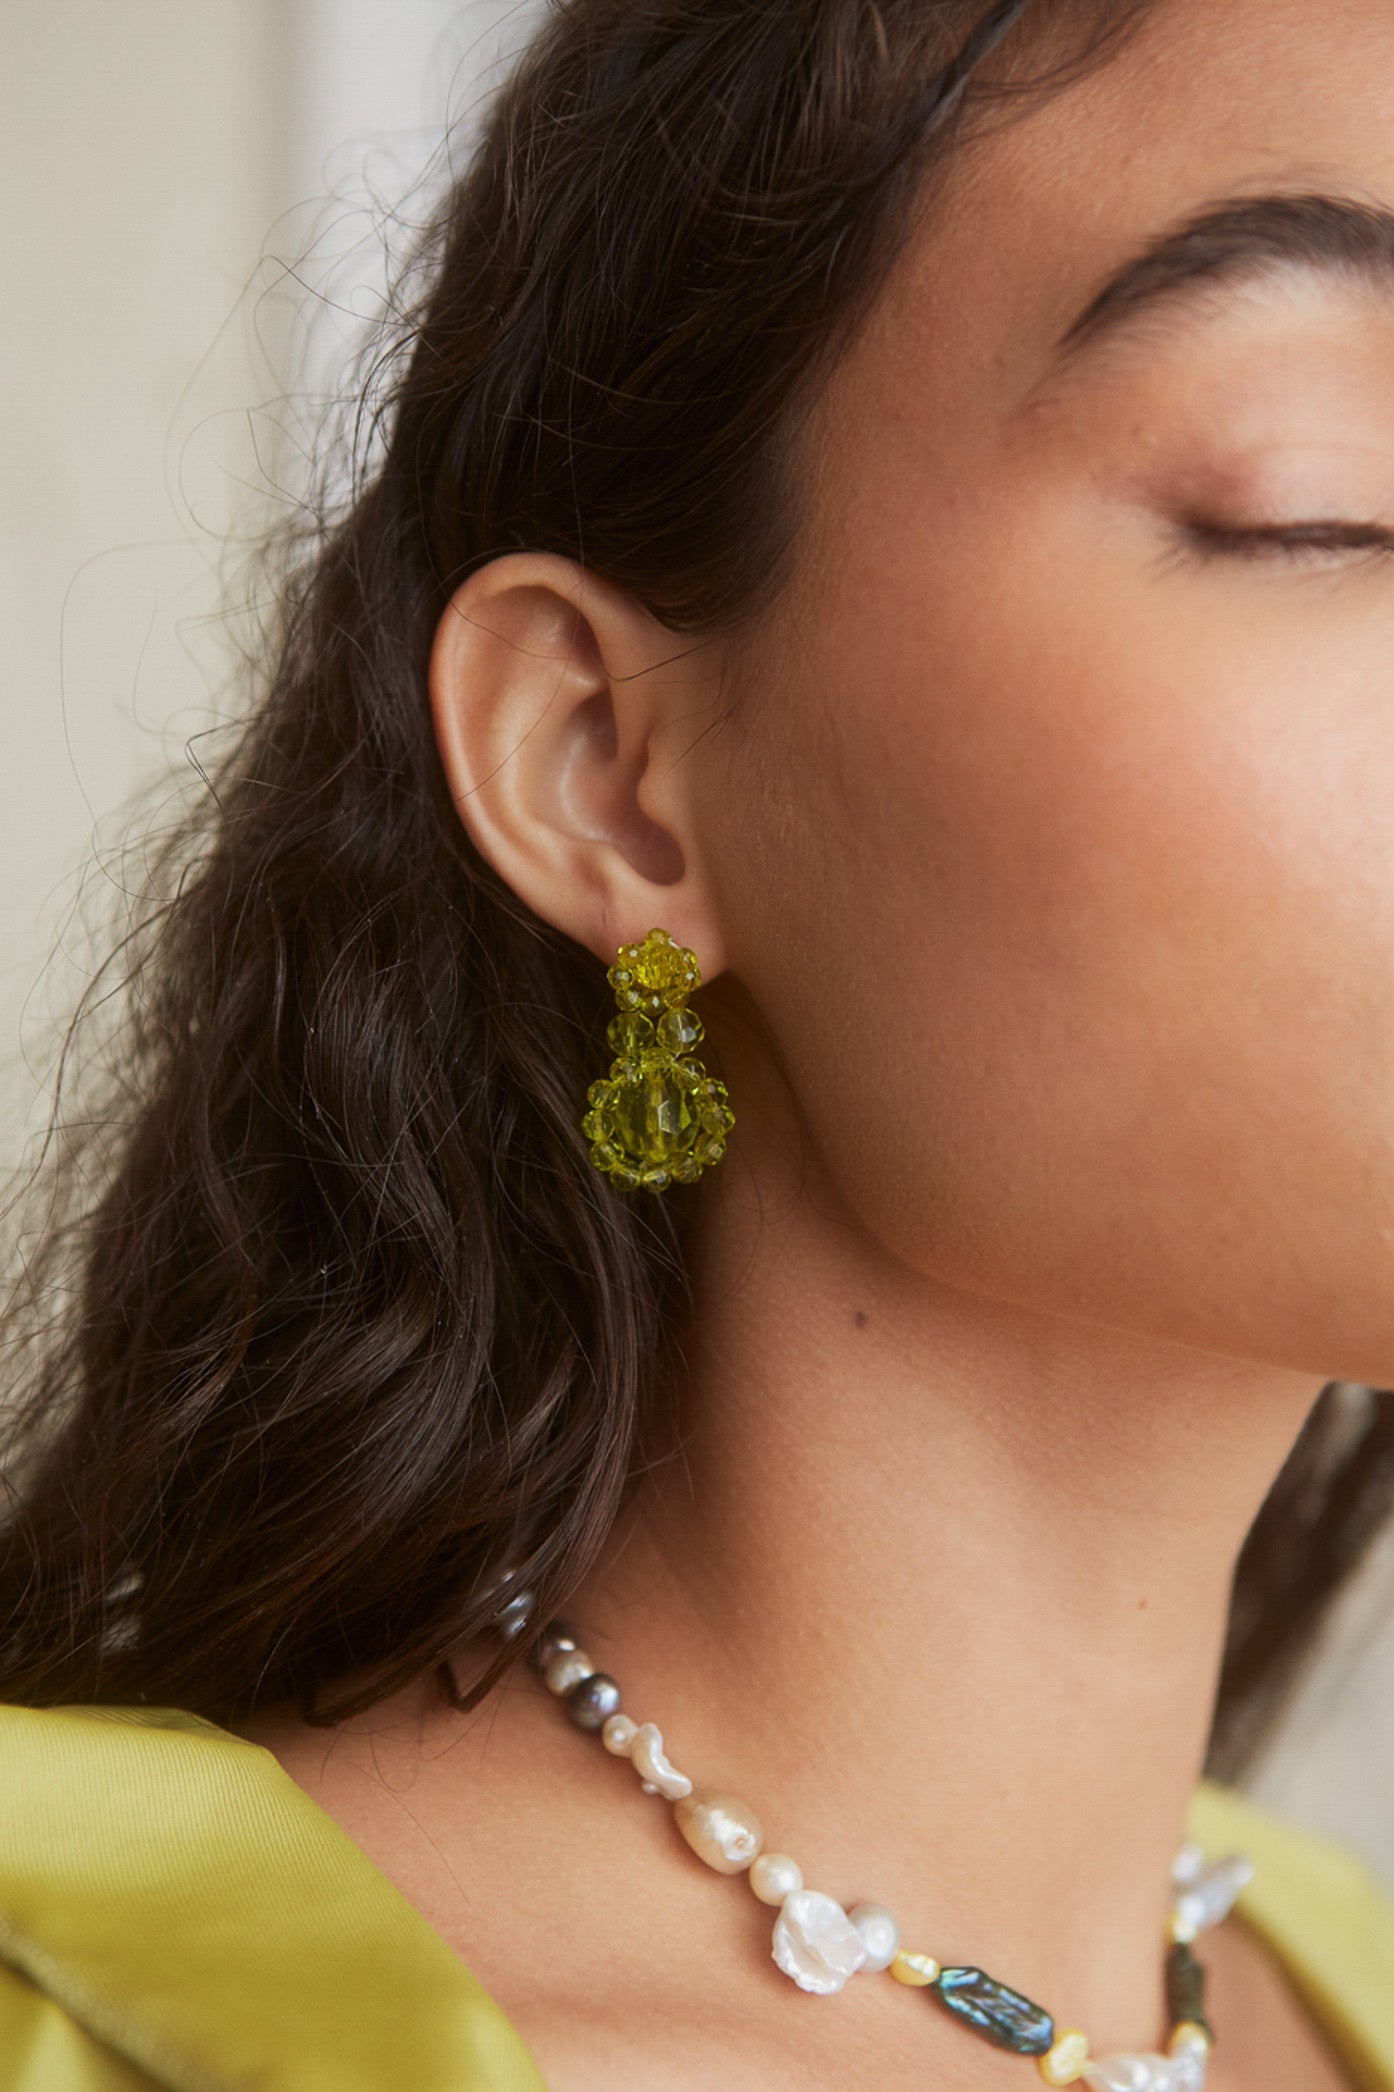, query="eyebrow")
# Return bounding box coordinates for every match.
[1049,190,1394,370]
